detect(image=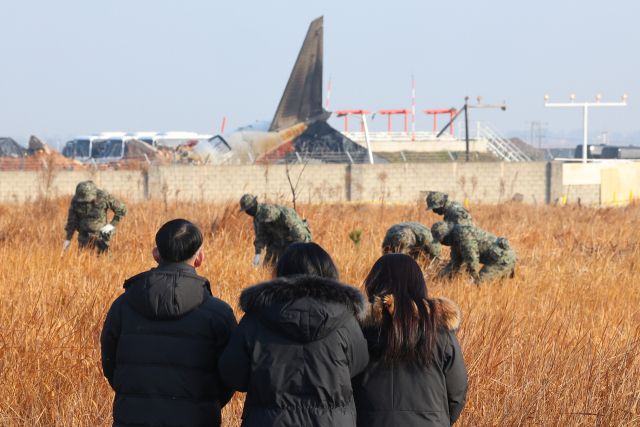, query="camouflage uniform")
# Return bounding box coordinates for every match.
[64,181,127,255]
[426,191,474,226]
[382,222,441,261]
[240,194,312,265]
[432,222,516,283]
